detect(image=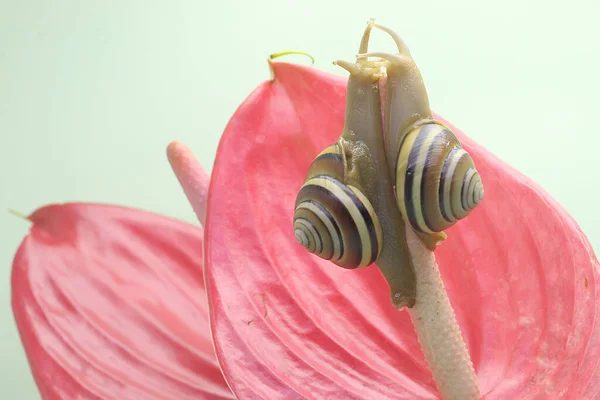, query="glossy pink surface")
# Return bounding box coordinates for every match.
[204,62,600,399]
[11,203,234,400]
